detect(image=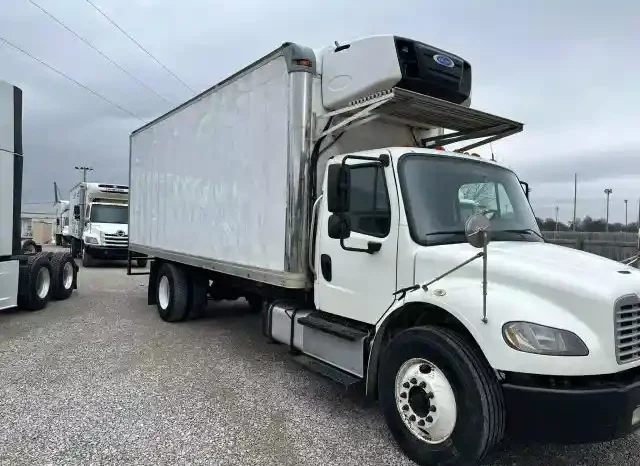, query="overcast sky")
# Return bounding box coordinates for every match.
[2,0,639,223]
